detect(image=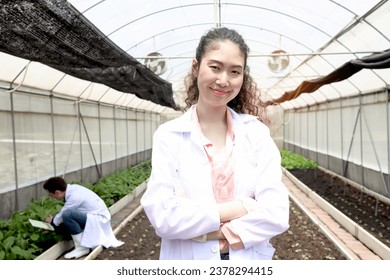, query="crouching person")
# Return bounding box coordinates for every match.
[43,177,124,259]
